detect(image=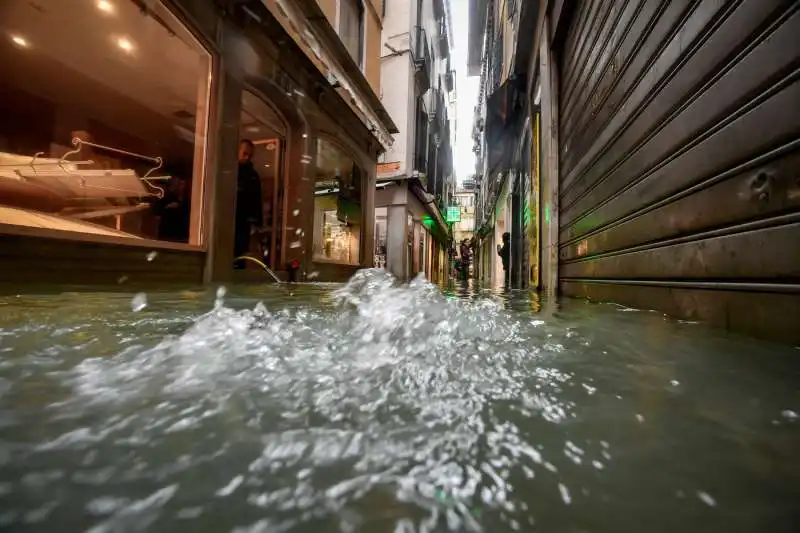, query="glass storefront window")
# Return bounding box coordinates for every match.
[0,0,211,245]
[313,138,362,265]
